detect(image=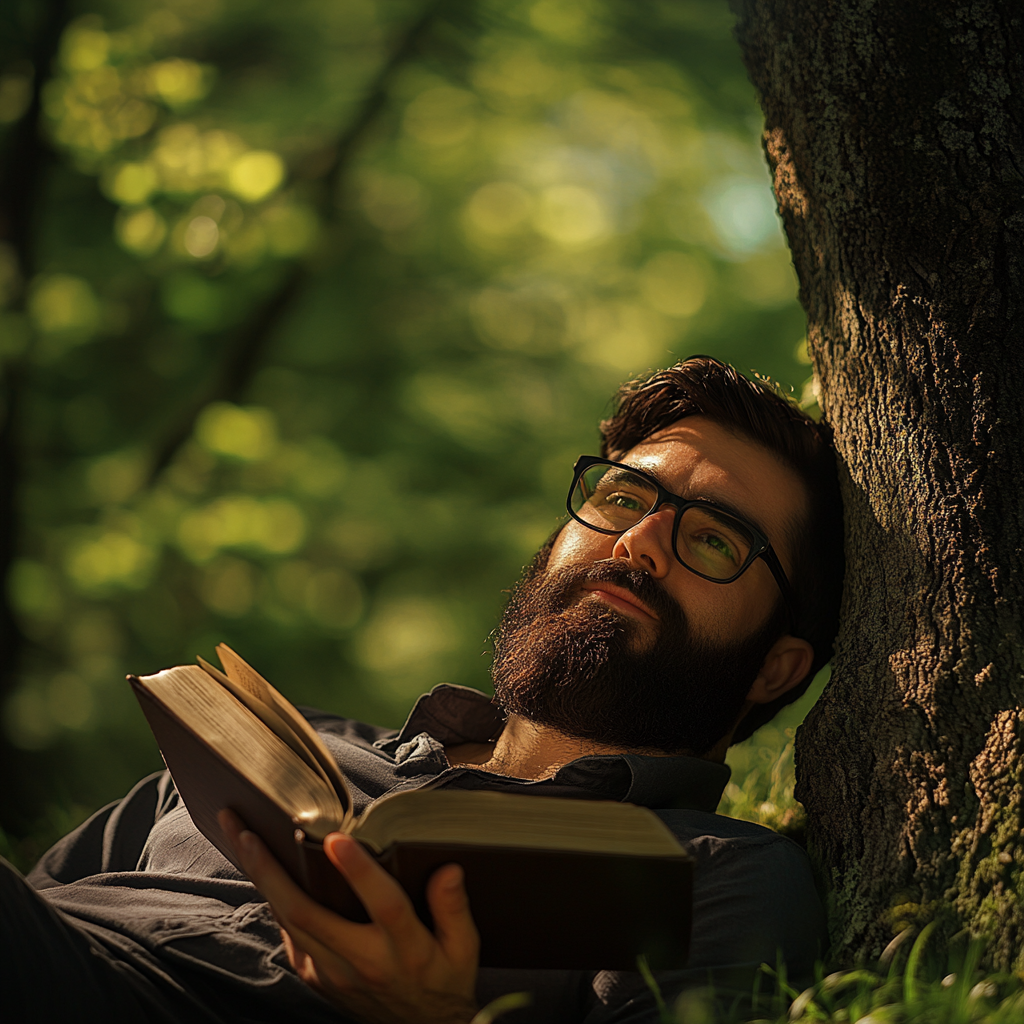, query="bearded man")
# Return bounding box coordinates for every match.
[4,357,844,1024]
